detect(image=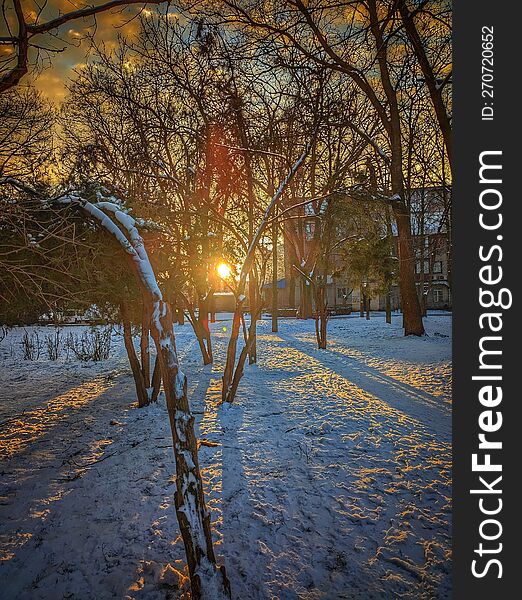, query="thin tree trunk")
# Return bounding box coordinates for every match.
[393,206,424,335]
[272,216,278,333]
[184,300,212,365]
[318,318,327,348]
[385,290,392,324]
[289,272,296,309]
[150,300,230,599]
[226,307,261,402]
[208,291,215,324]
[300,278,312,319]
[121,304,149,408]
[195,327,212,365]
[140,303,151,389]
[315,284,328,349]
[247,277,257,364]
[199,295,212,362]
[222,306,244,402]
[240,312,248,344]
[295,265,328,350]
[150,355,162,402]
